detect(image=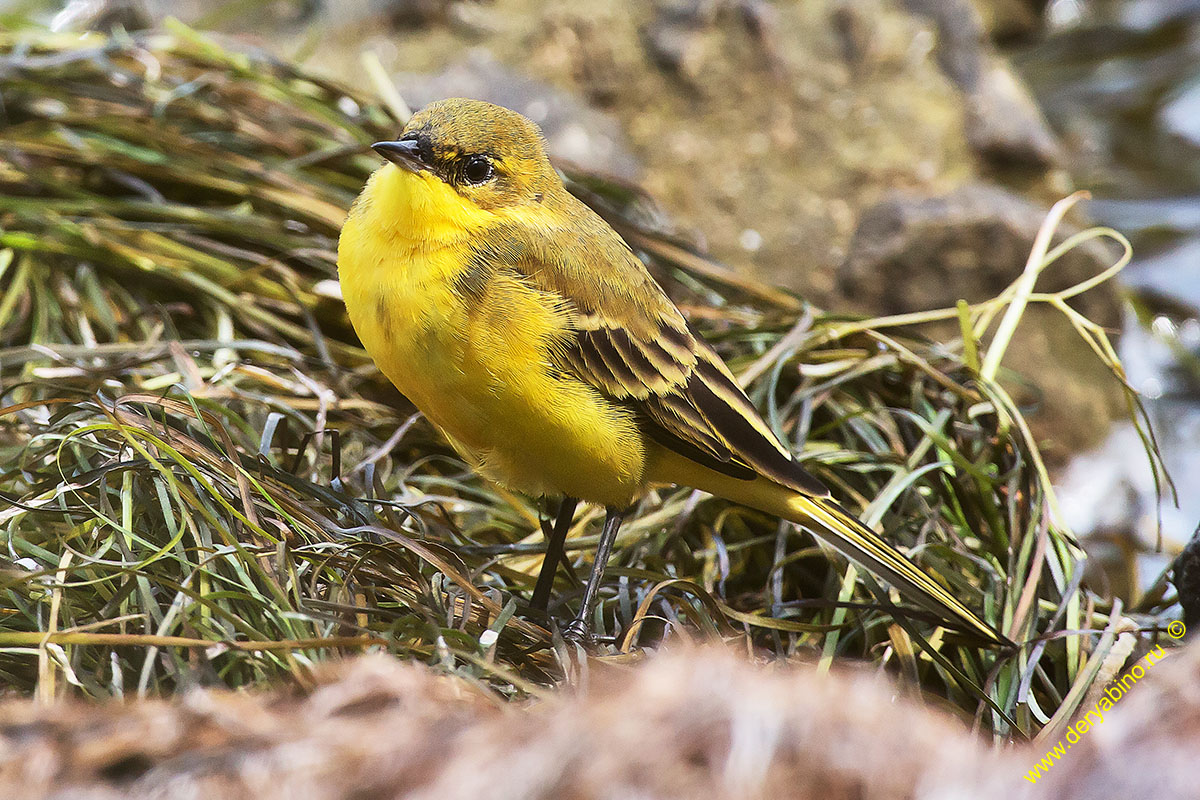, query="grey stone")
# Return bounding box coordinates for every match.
[839,183,1115,322]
